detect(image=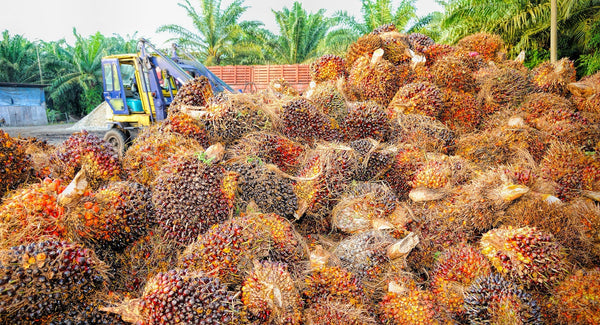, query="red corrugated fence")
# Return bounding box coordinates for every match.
[208,64,311,93]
